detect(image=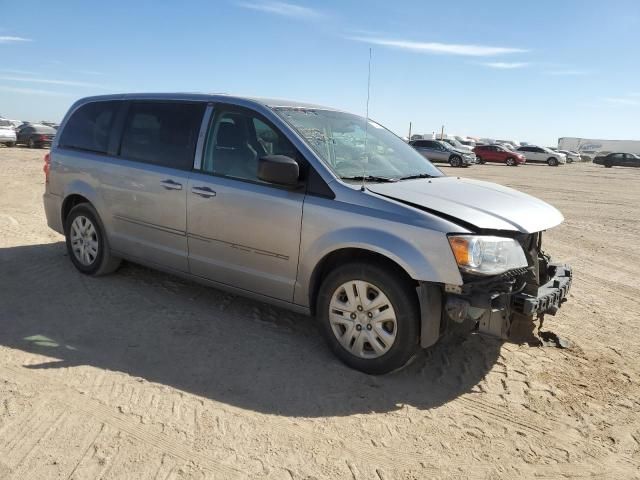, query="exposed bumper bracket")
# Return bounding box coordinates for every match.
[417,283,442,348]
